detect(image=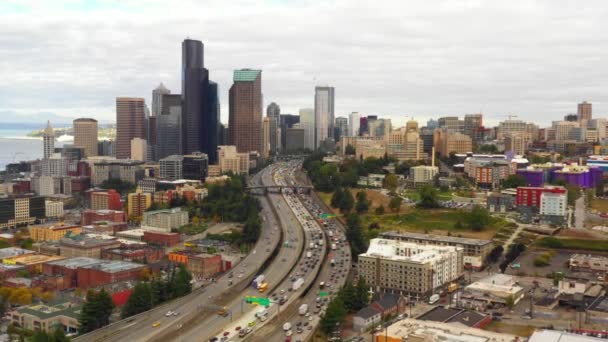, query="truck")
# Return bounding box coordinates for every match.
[283,322,292,331]
[309,242,315,249]
[255,308,268,319]
[330,259,336,267]
[298,304,308,315]
[306,251,312,259]
[318,239,323,246]
[328,231,333,238]
[252,275,265,289]
[258,282,269,293]
[447,283,459,293]
[331,244,337,251]
[428,294,440,305]
[319,282,325,289]
[292,278,305,291]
